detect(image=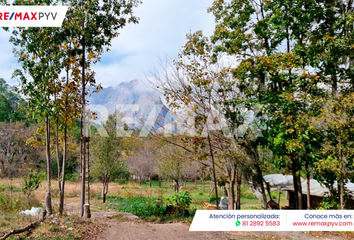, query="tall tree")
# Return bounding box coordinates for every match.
[12,22,63,215]
[64,0,140,216]
[91,110,129,203]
